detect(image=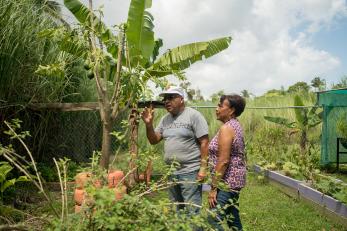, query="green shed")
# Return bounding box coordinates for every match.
[317,88,347,166]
